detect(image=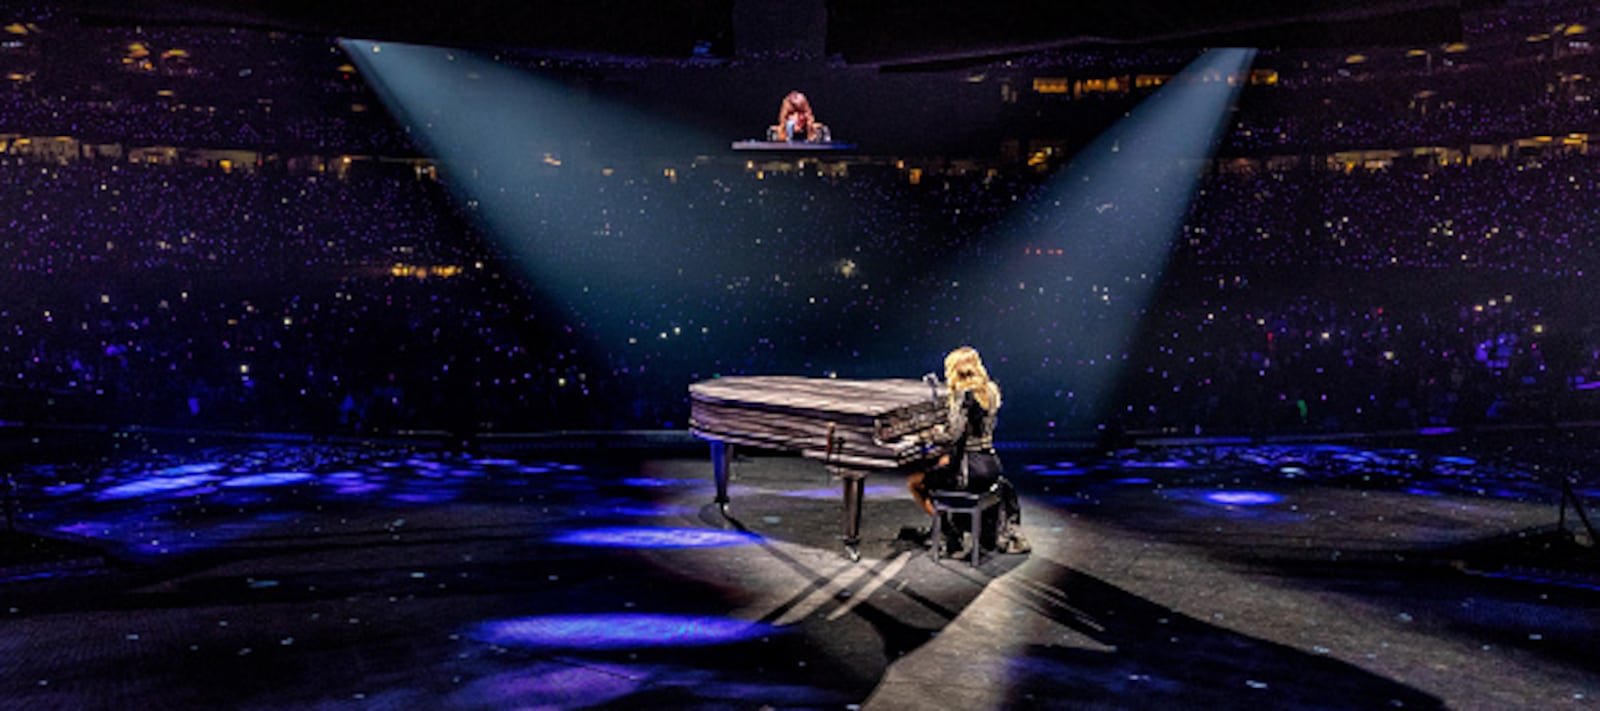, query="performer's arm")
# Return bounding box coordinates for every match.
[931,389,975,446]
